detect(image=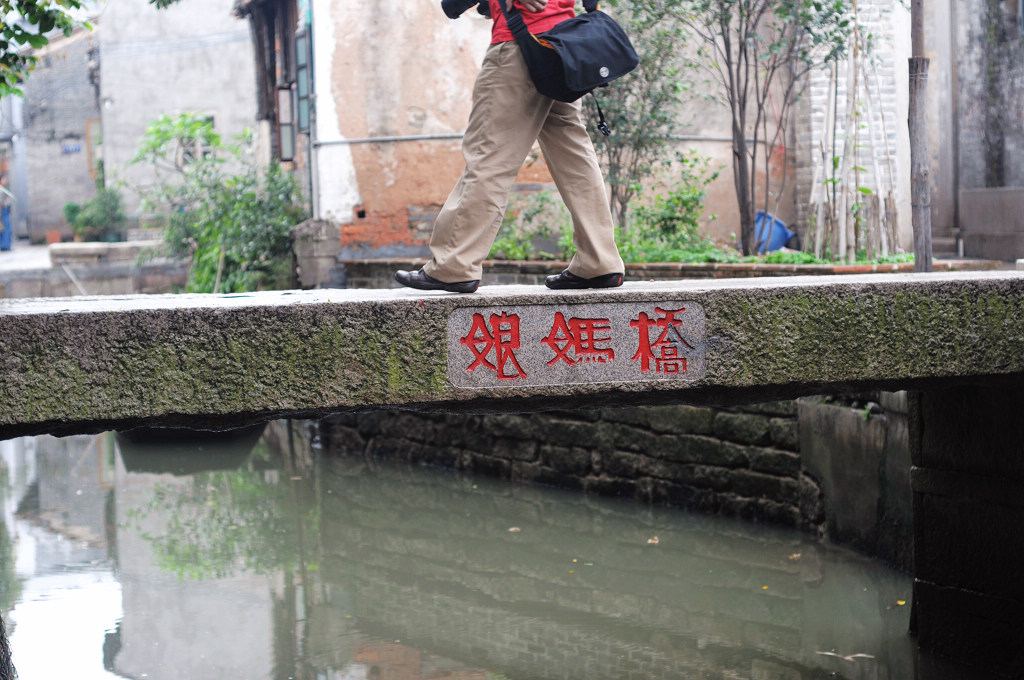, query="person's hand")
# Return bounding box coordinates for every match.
[508,0,547,13]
